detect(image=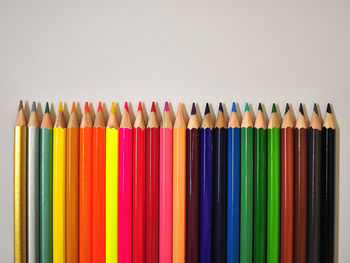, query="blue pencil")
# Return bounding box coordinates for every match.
[227,102,241,263]
[200,103,214,263]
